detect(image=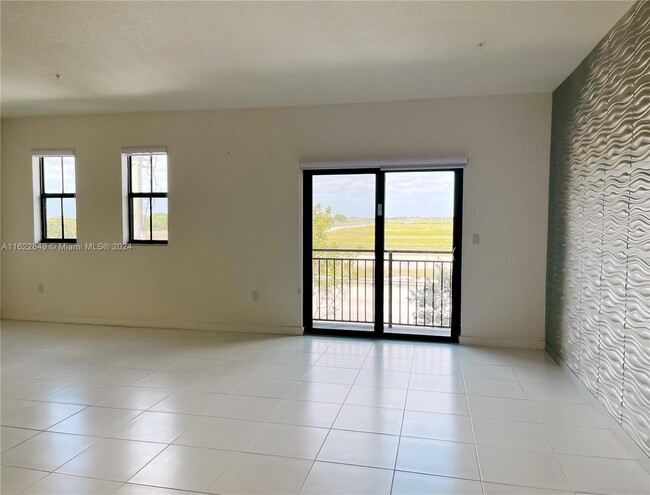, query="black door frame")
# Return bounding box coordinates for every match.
[303,168,463,343]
